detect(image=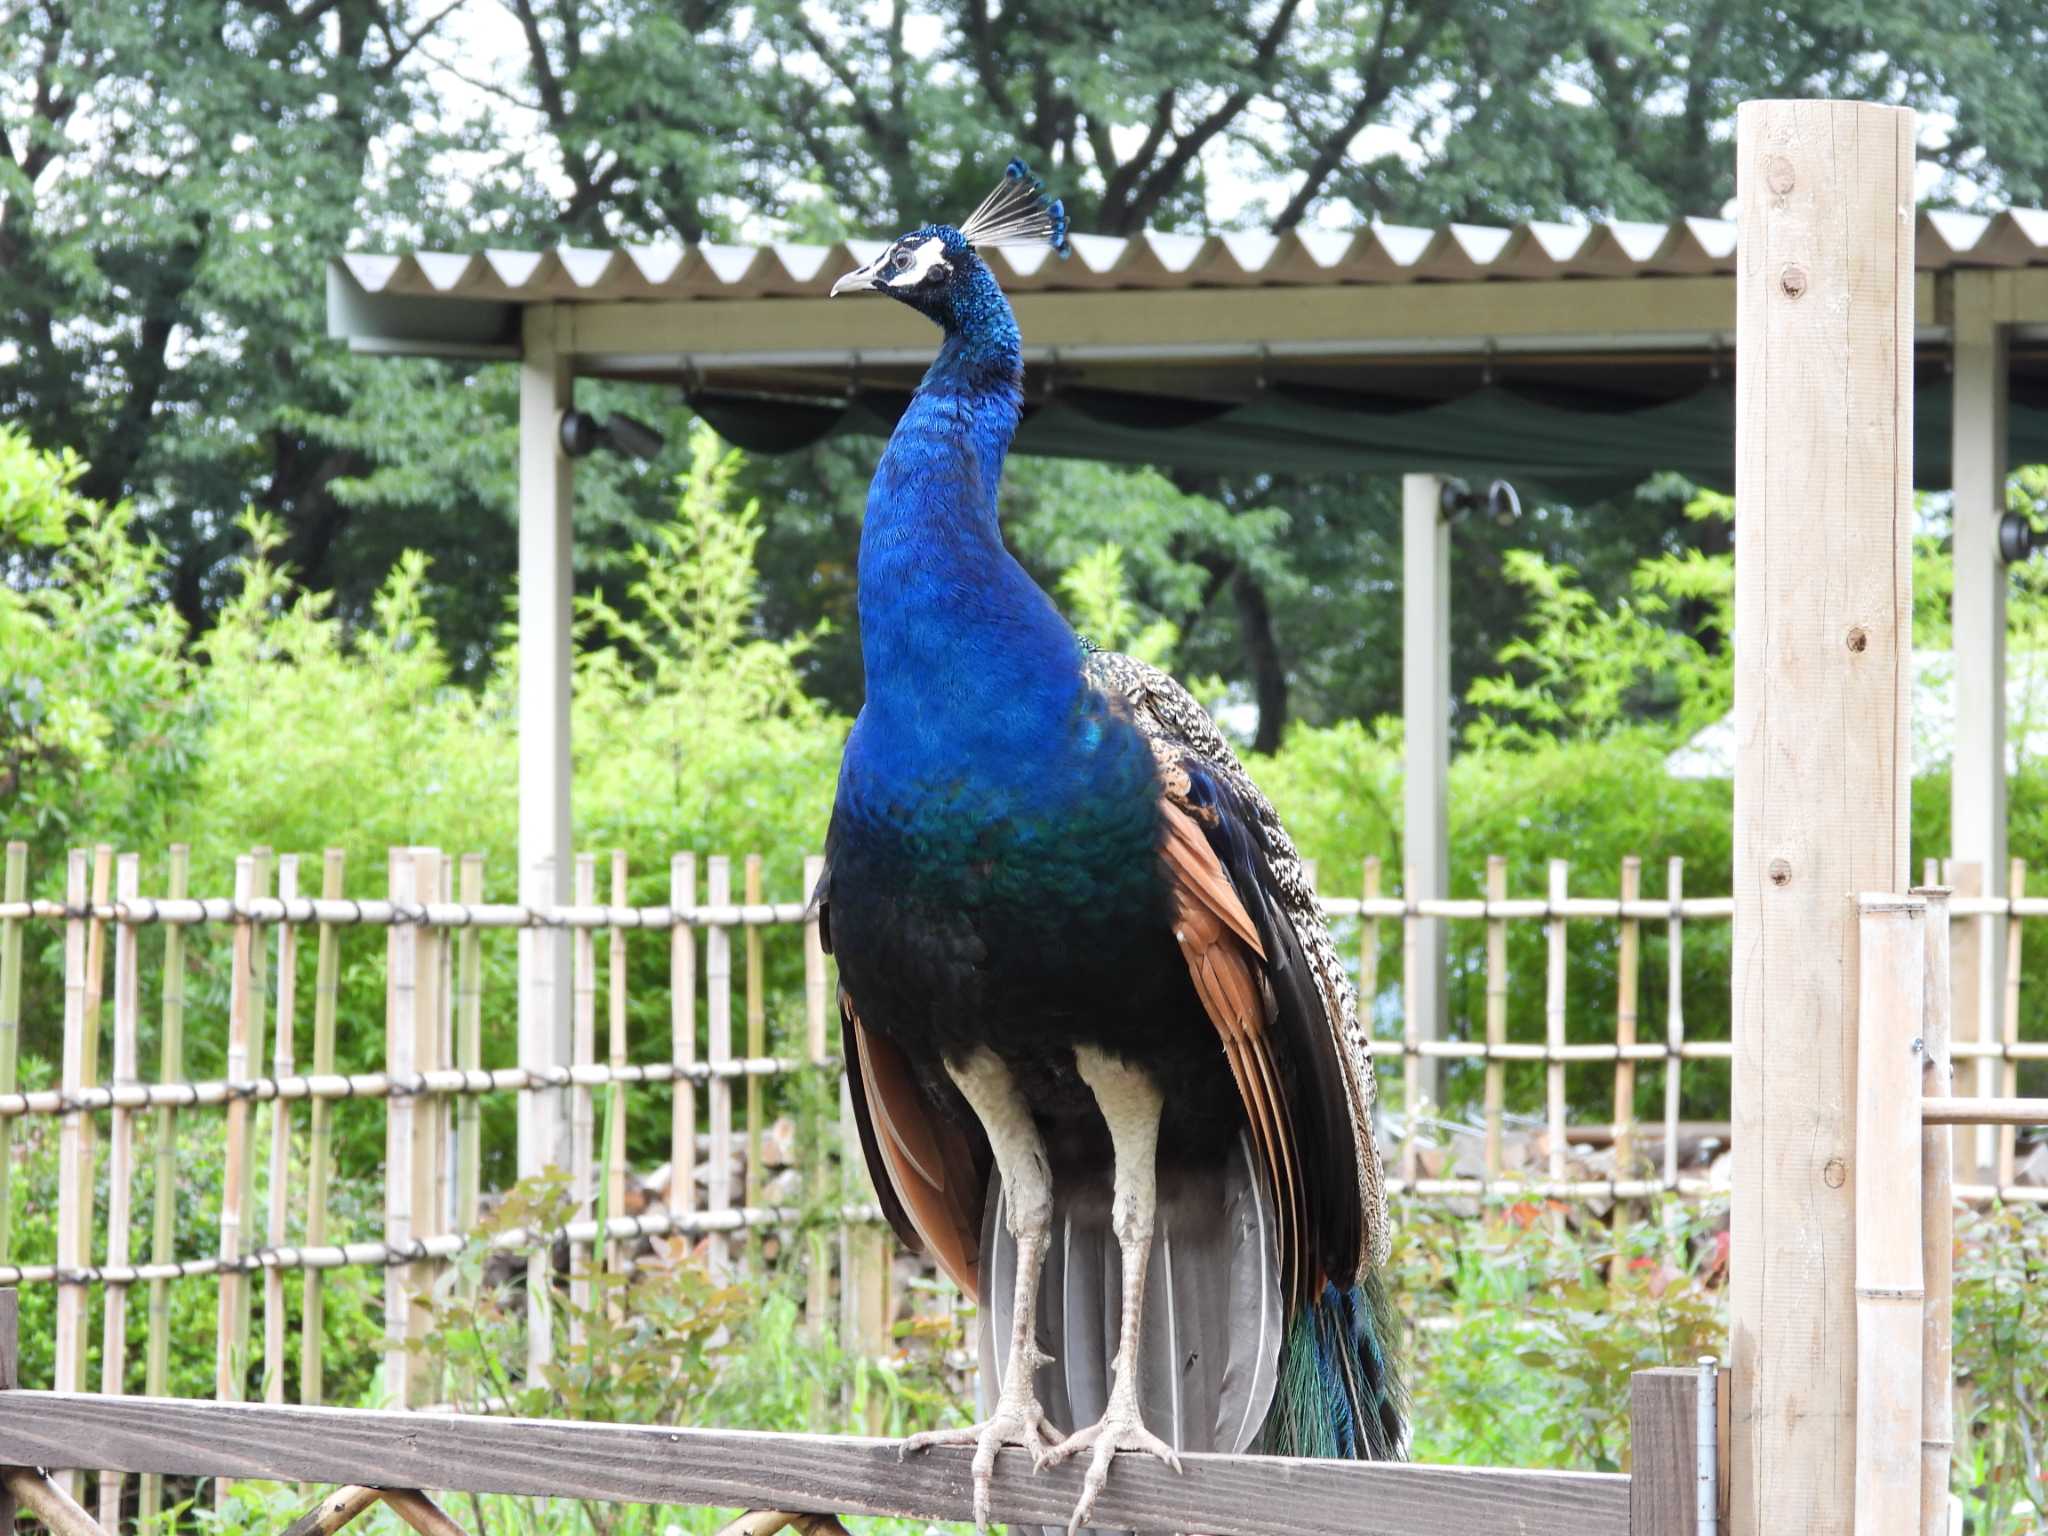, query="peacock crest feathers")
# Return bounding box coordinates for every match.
[959,157,1070,258]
